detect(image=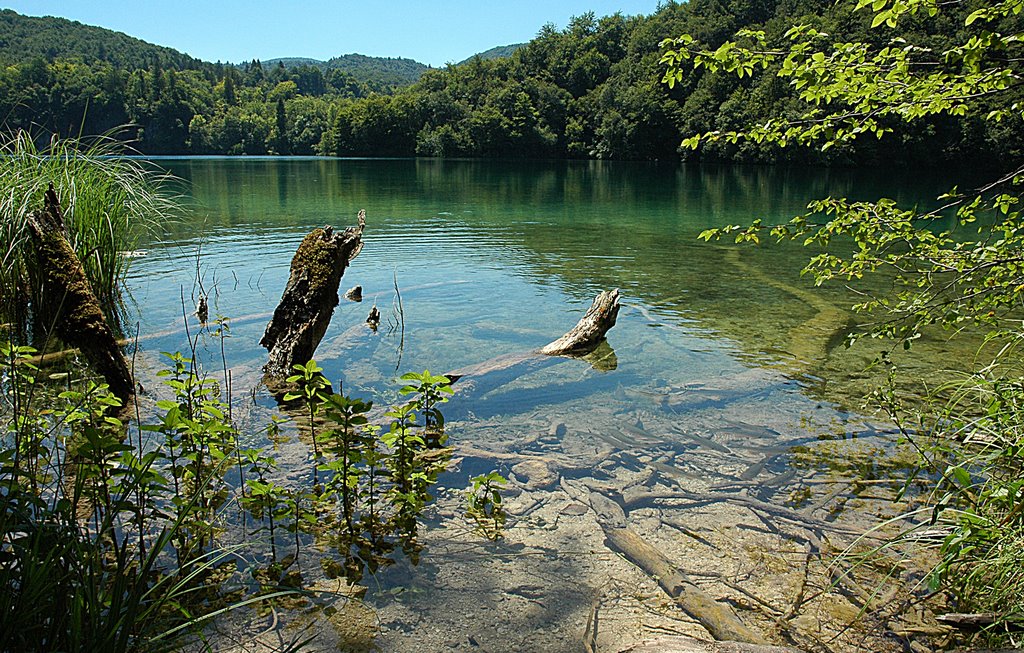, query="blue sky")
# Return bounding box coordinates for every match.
[1,1,665,66]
